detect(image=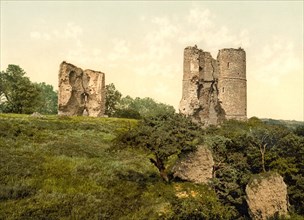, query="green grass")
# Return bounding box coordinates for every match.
[0,114,229,219]
[0,114,149,219]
